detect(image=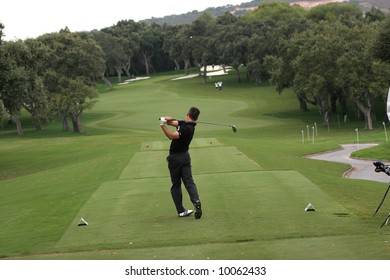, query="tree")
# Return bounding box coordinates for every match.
[101,20,141,78]
[92,31,114,90]
[306,3,363,25]
[364,7,386,23]
[292,22,346,125]
[0,40,32,136]
[39,30,105,133]
[163,25,185,72]
[337,23,390,130]
[189,12,217,83]
[0,22,4,43]
[0,100,4,129]
[0,31,50,134]
[216,14,248,82]
[94,31,127,83]
[370,14,390,113]
[22,39,50,131]
[0,23,6,128]
[371,15,390,62]
[177,25,195,75]
[138,23,164,75]
[264,3,377,125]
[64,77,99,133]
[370,60,390,109]
[244,2,306,85]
